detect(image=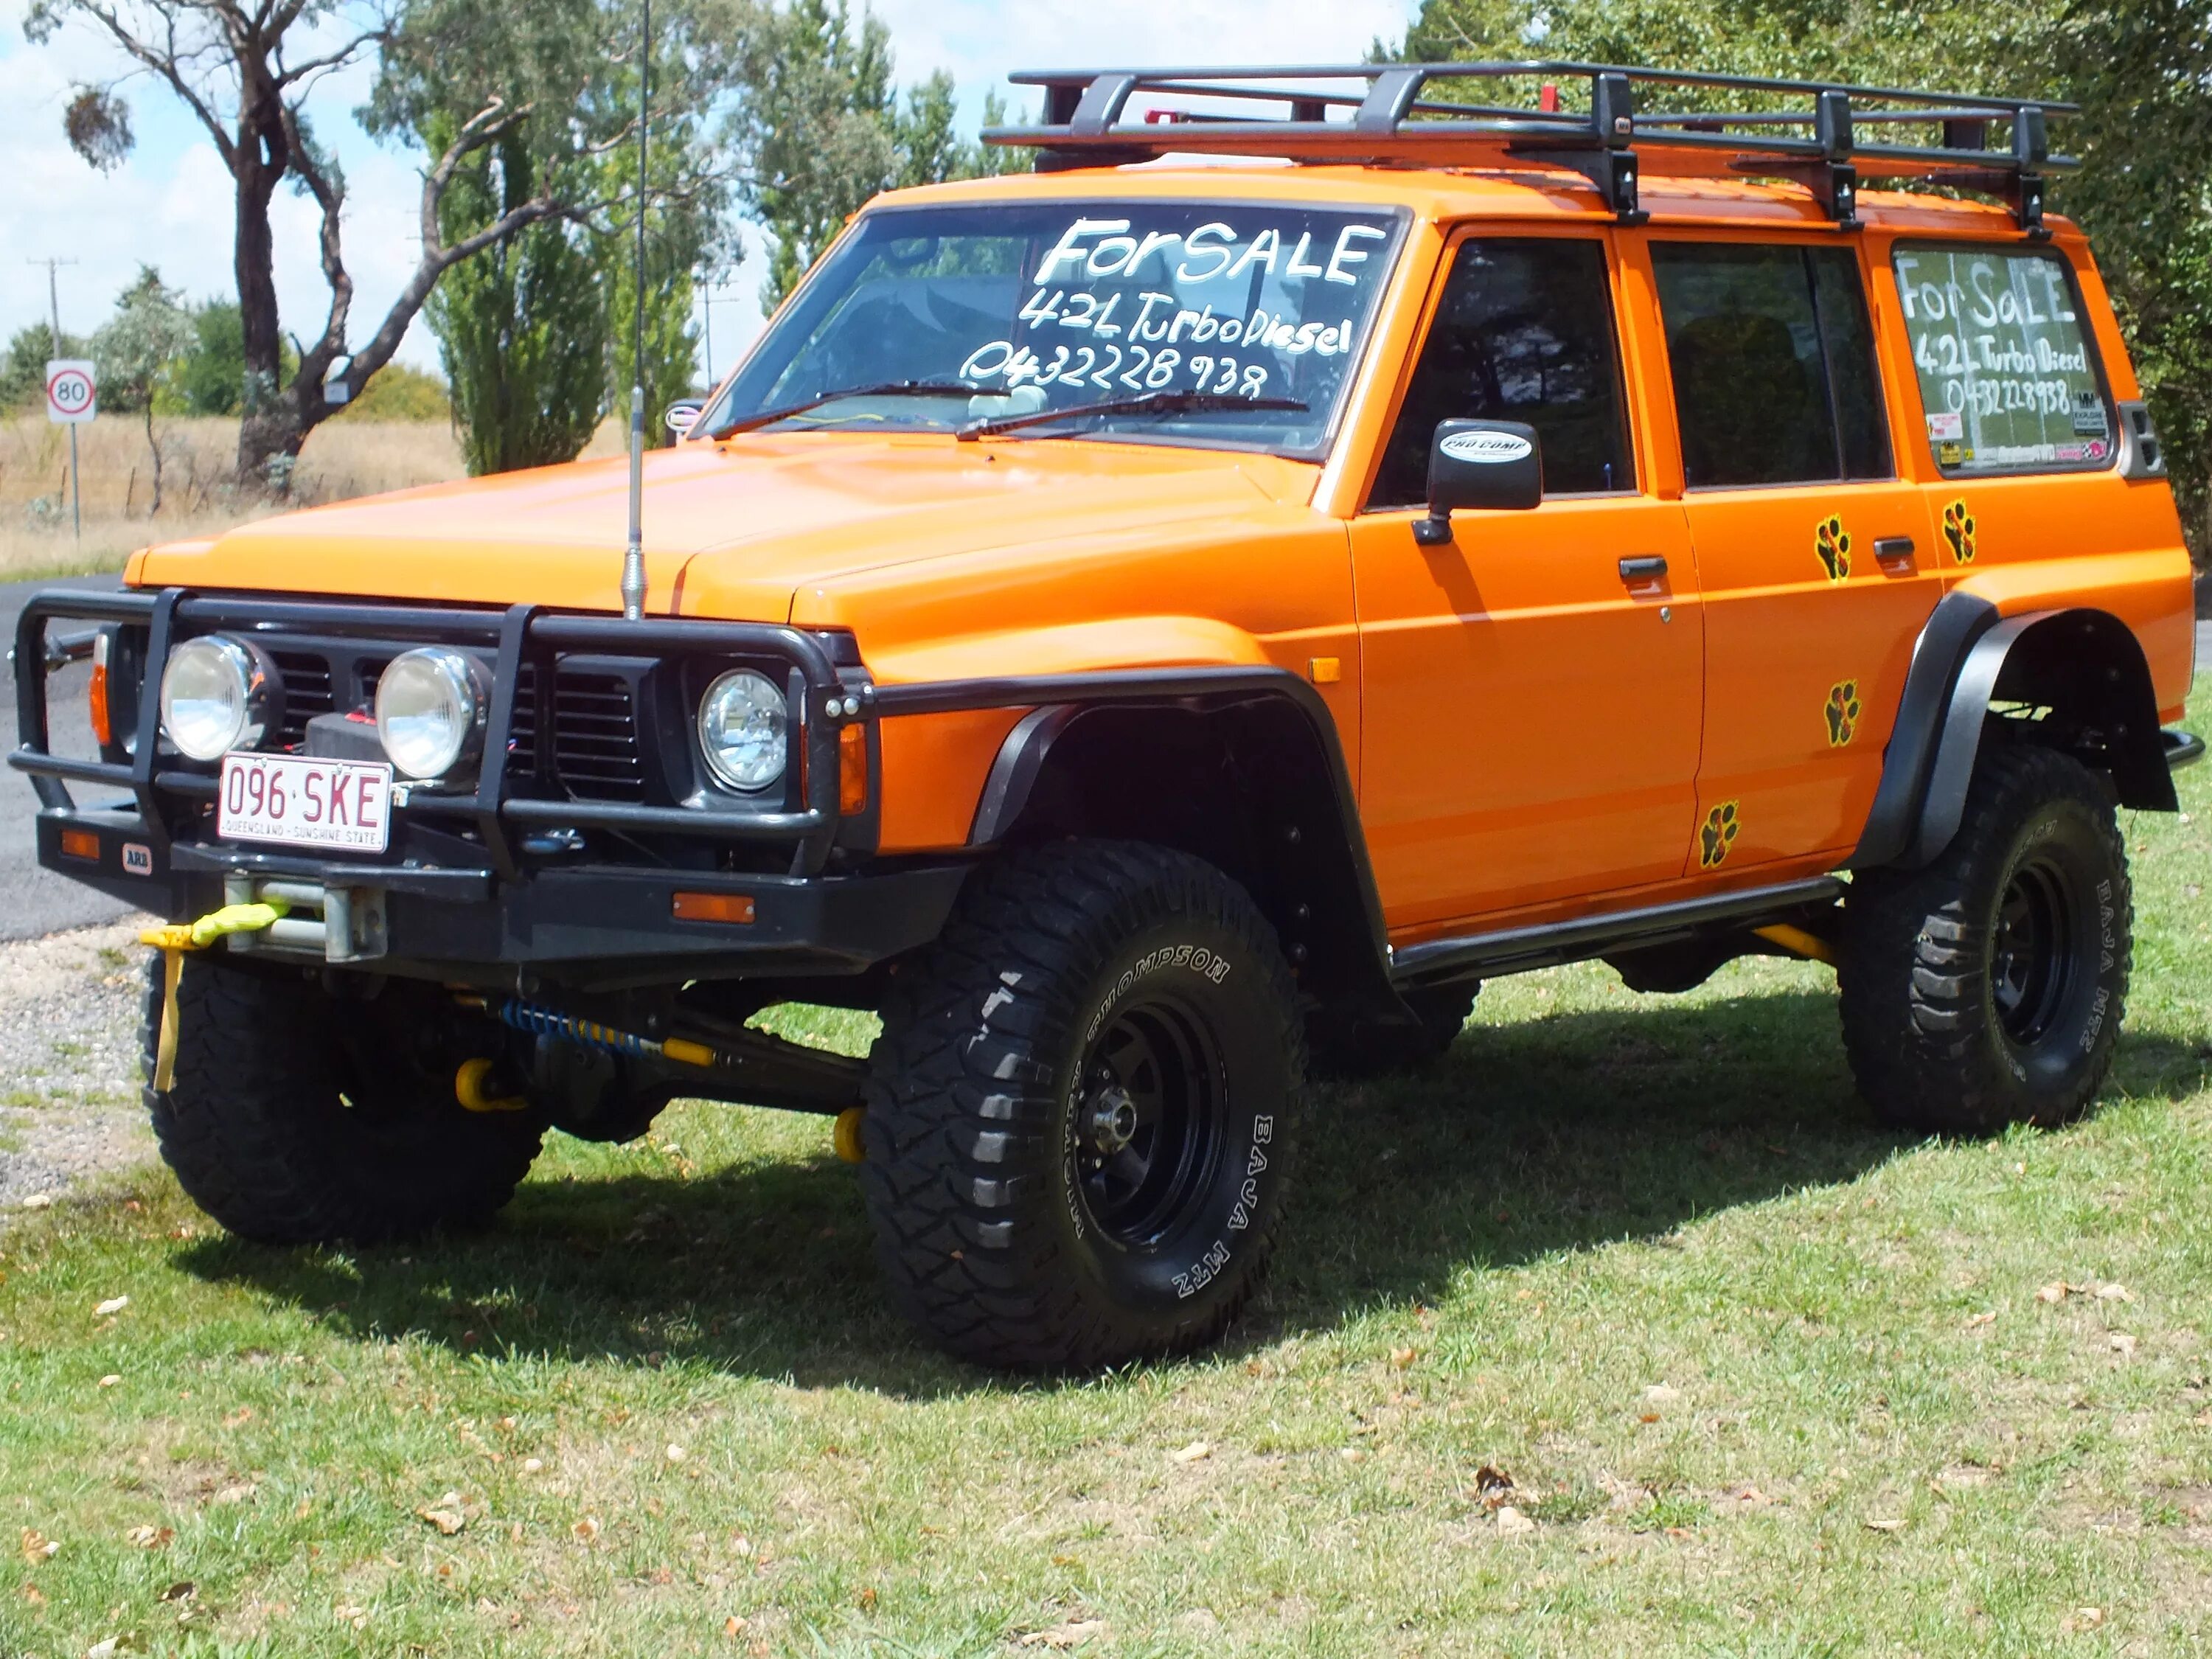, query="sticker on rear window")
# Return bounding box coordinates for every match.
[1891,246,2112,476]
